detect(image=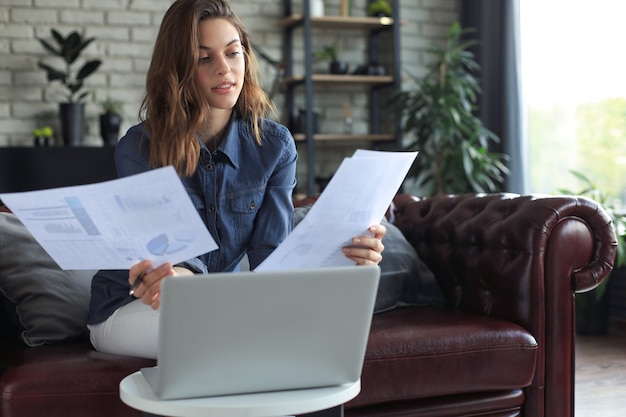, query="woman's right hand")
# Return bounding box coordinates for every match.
[128,260,175,310]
